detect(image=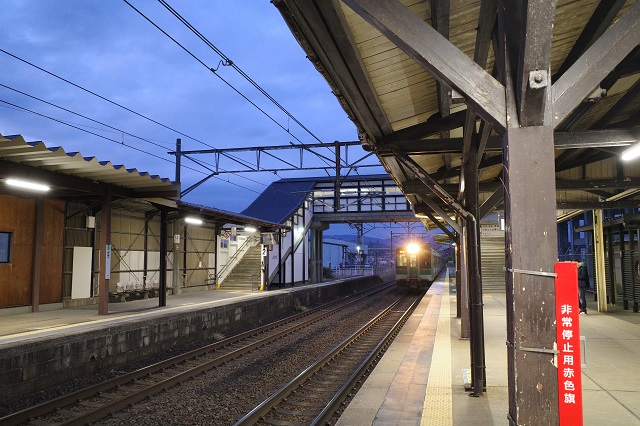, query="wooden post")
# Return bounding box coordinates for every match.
[593,209,608,312]
[159,207,168,307]
[98,188,112,315]
[503,125,558,425]
[31,198,44,312]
